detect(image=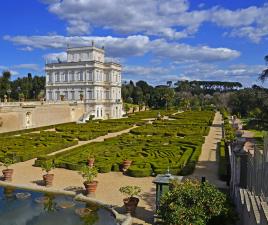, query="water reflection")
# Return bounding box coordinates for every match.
[0,187,117,225]
[3,187,15,199]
